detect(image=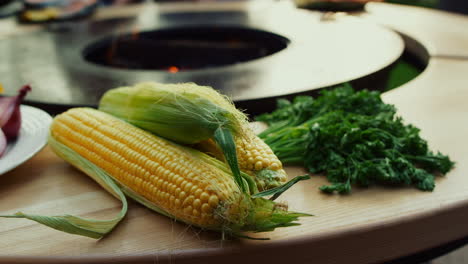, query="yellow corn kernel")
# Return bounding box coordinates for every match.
[49,108,247,229]
[196,129,287,191]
